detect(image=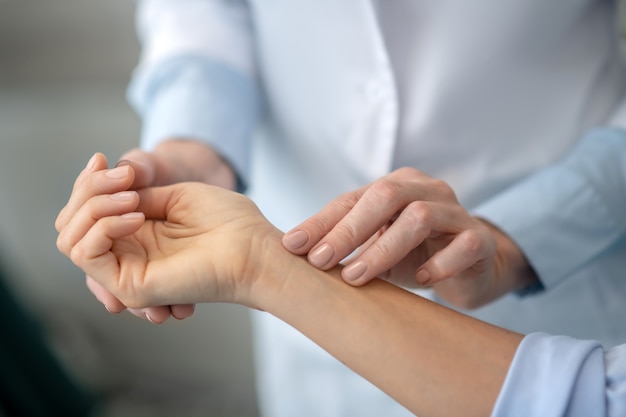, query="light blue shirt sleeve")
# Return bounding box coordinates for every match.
[127,56,259,191]
[492,332,626,417]
[473,127,626,292]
